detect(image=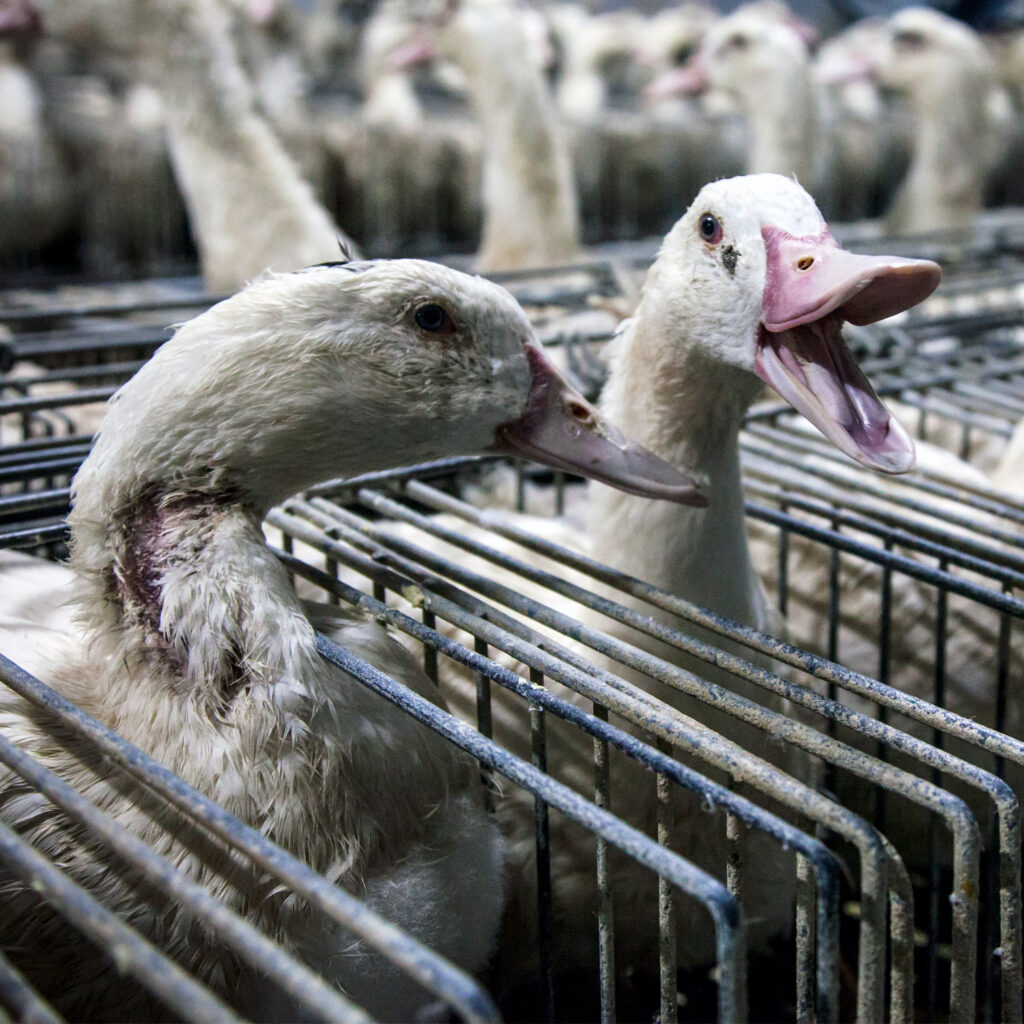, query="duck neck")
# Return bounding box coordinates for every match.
[899,78,987,230]
[139,0,338,290]
[589,309,765,626]
[67,482,465,879]
[743,73,817,181]
[70,488,320,720]
[452,29,579,271]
